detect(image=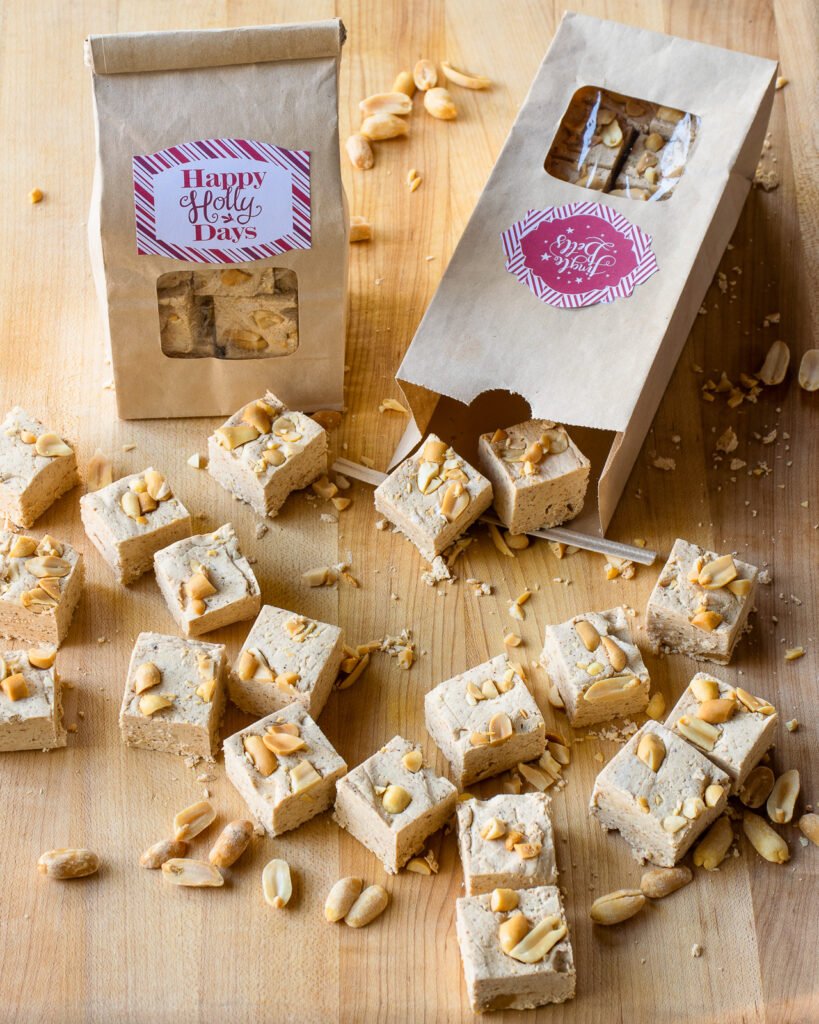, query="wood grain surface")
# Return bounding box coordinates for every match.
[0,2,816,1022]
